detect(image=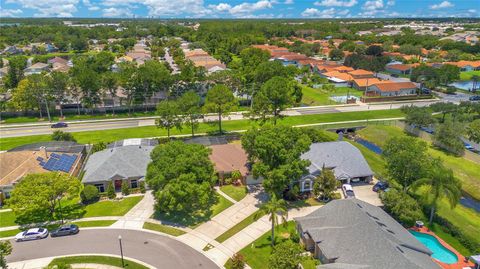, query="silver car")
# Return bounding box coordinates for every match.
[15,228,49,242]
[342,184,356,198]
